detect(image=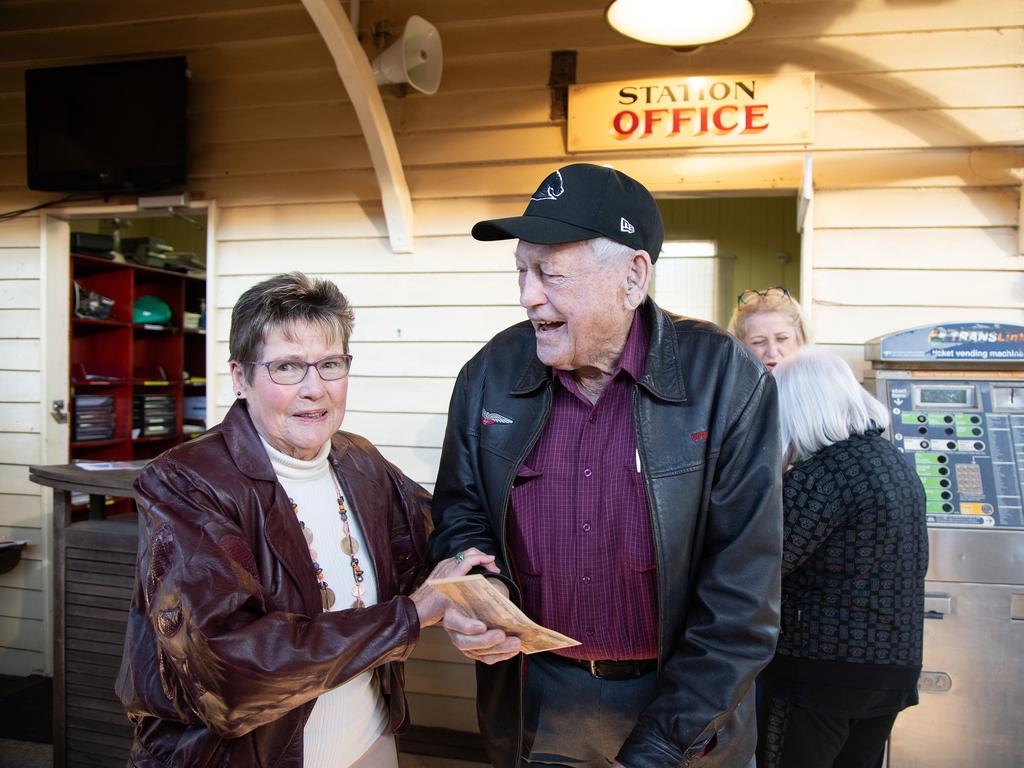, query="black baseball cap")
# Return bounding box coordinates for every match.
[472,163,664,262]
